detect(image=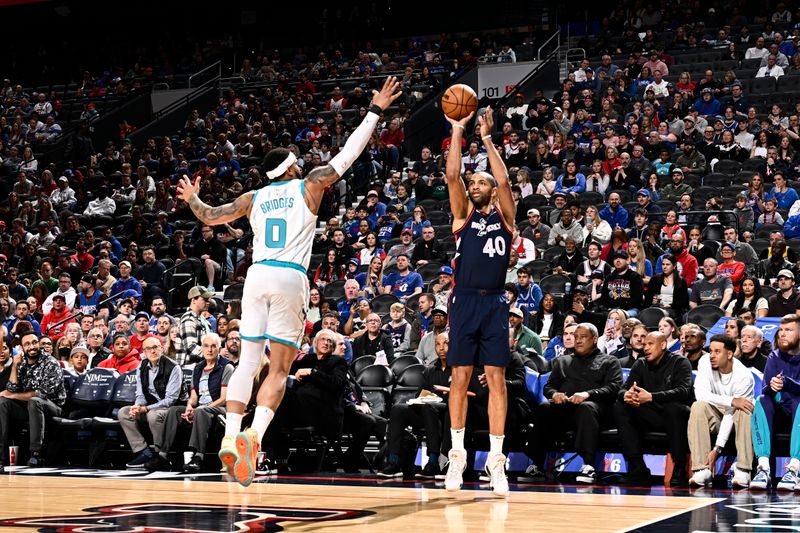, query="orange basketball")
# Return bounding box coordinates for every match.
[441,84,478,121]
